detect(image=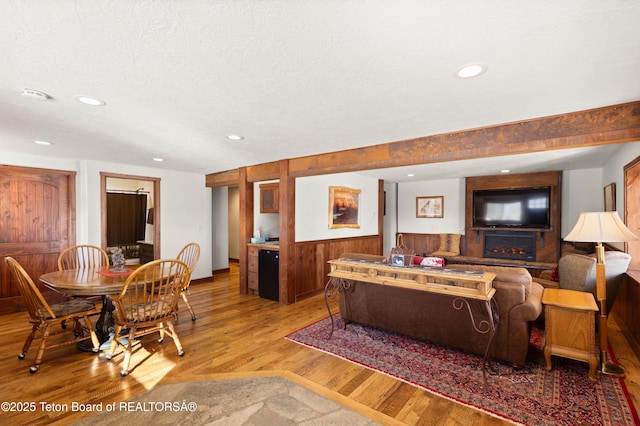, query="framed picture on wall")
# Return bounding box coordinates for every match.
[416,196,444,218]
[329,186,361,228]
[604,182,616,212]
